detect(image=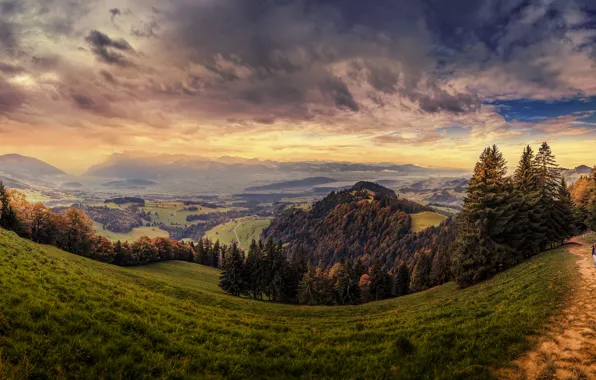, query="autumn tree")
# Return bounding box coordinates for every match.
[0,182,19,232]
[61,208,95,256]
